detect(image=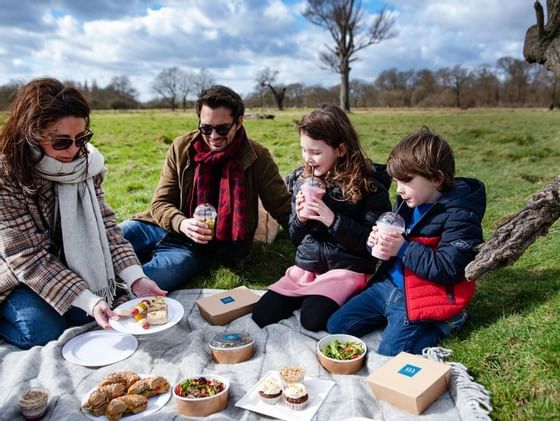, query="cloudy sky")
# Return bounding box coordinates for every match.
[0,0,537,101]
